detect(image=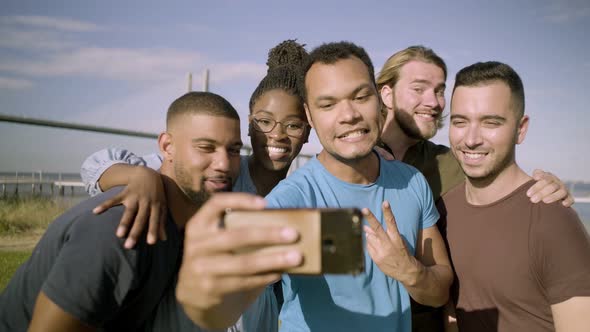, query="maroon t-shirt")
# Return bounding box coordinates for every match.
[439,180,590,332]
